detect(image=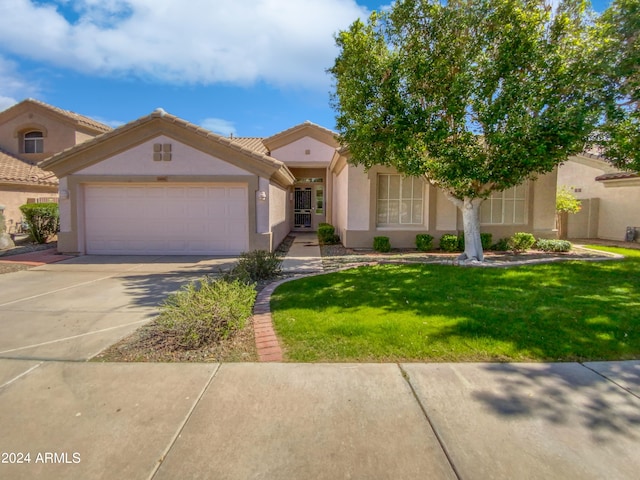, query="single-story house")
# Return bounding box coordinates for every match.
[0,99,111,231]
[557,153,640,242]
[41,108,558,255]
